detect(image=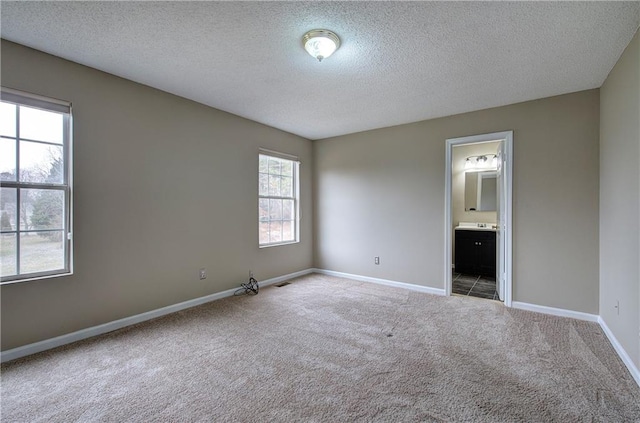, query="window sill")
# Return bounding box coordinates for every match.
[1,271,73,286]
[259,240,300,249]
